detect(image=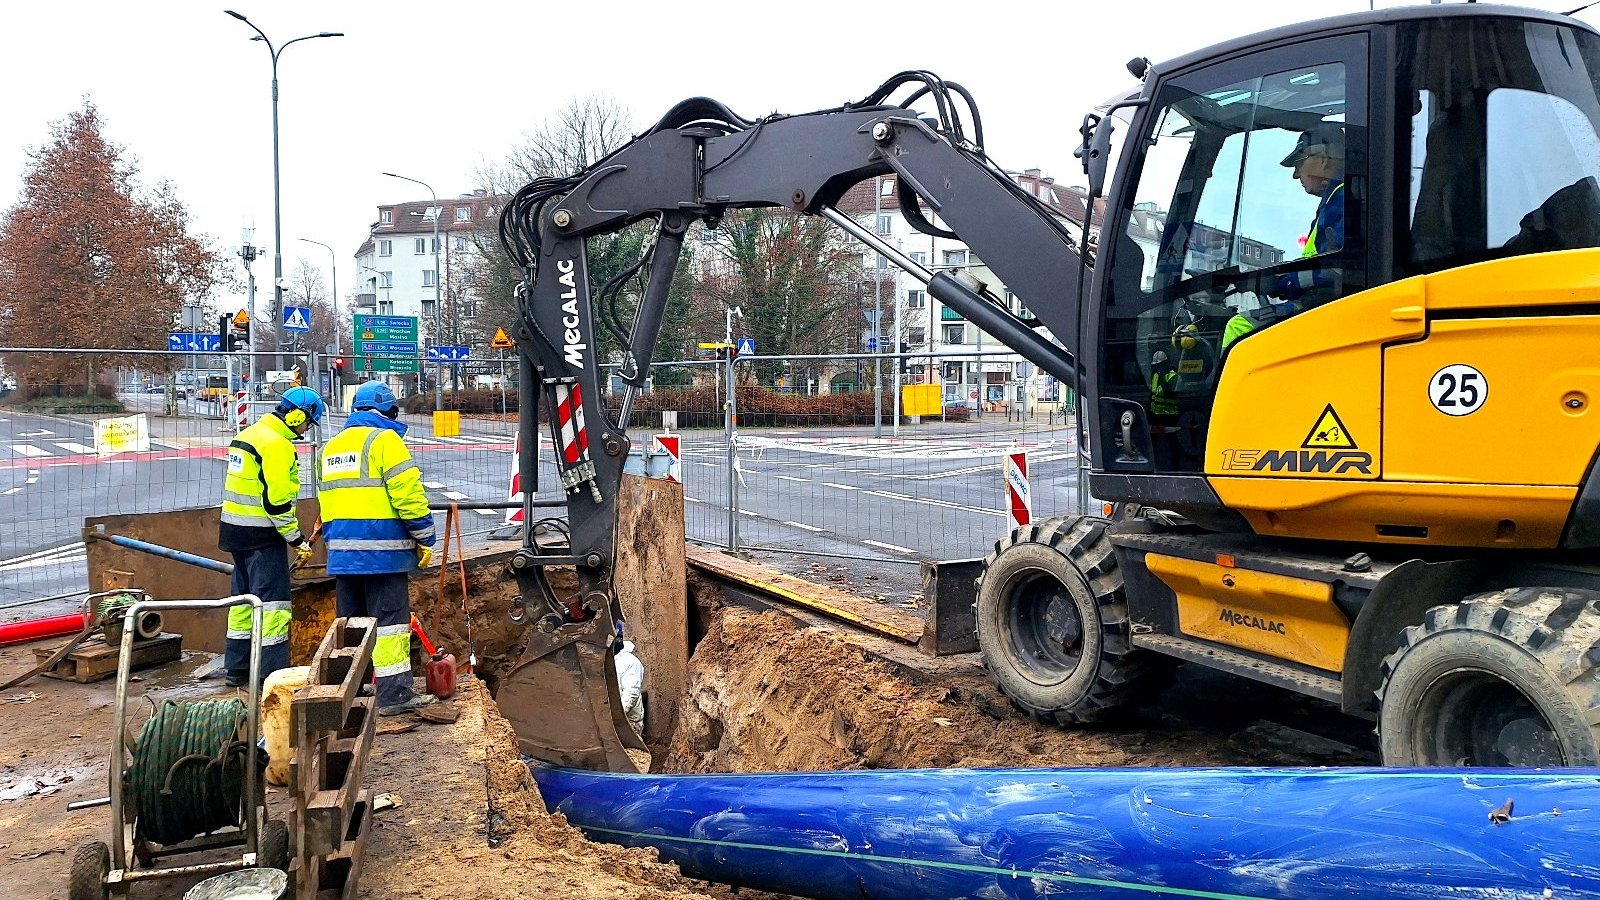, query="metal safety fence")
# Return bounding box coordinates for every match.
[1,345,1082,621]
[614,352,1084,577]
[0,346,522,621]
